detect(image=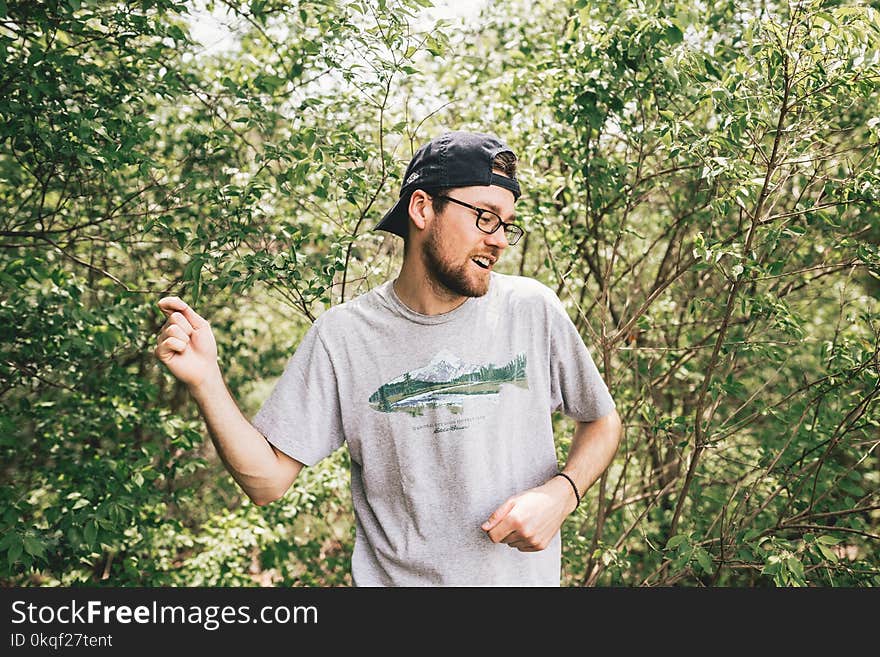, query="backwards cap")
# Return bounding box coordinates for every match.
[374,131,521,237]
